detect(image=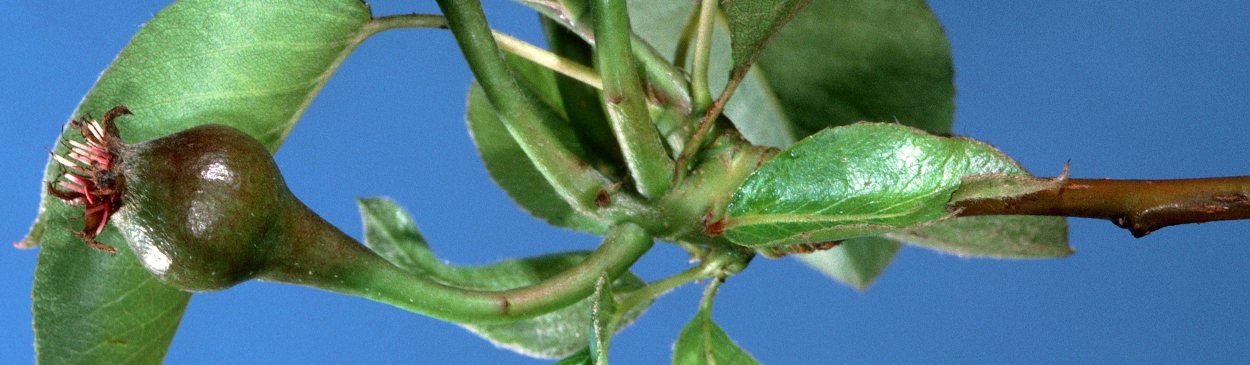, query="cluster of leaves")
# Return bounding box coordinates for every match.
[22,0,1073,363]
